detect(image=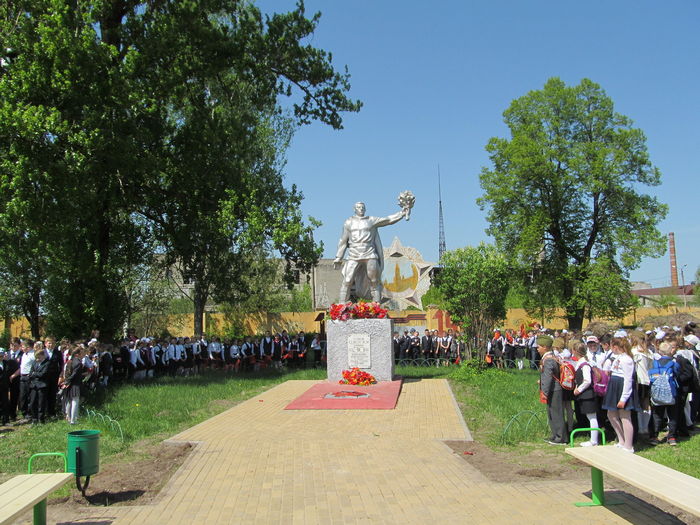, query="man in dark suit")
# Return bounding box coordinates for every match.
[421,329,432,360]
[431,330,440,360]
[398,329,411,365]
[392,332,401,362]
[409,330,421,360]
[6,340,21,421]
[0,348,10,425]
[44,337,63,418]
